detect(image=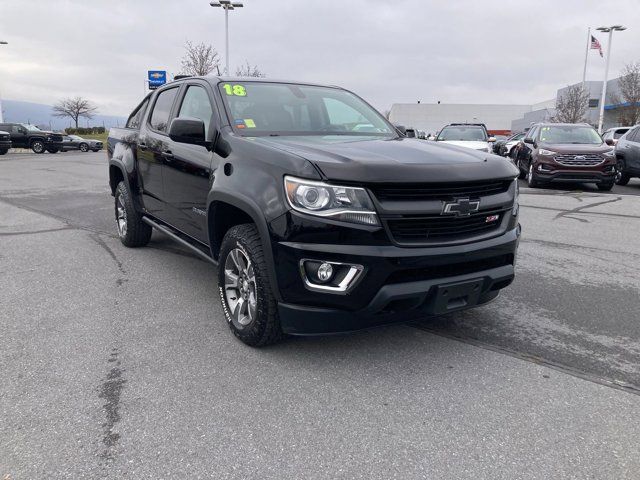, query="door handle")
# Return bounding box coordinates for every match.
[162,150,174,161]
[139,142,148,151]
